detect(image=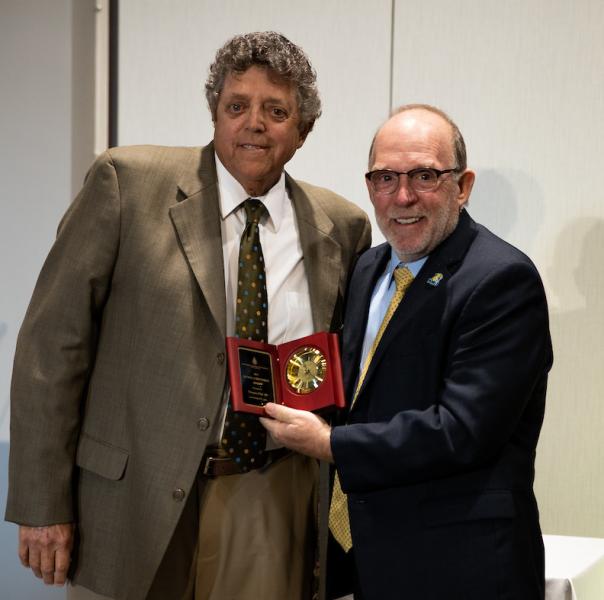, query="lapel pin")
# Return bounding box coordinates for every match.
[426,272,444,287]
